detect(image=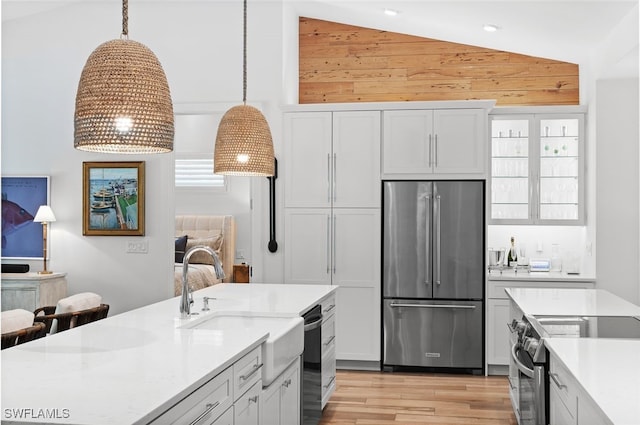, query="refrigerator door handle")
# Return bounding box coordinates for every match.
[424,194,431,286]
[389,303,477,310]
[434,194,441,286]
